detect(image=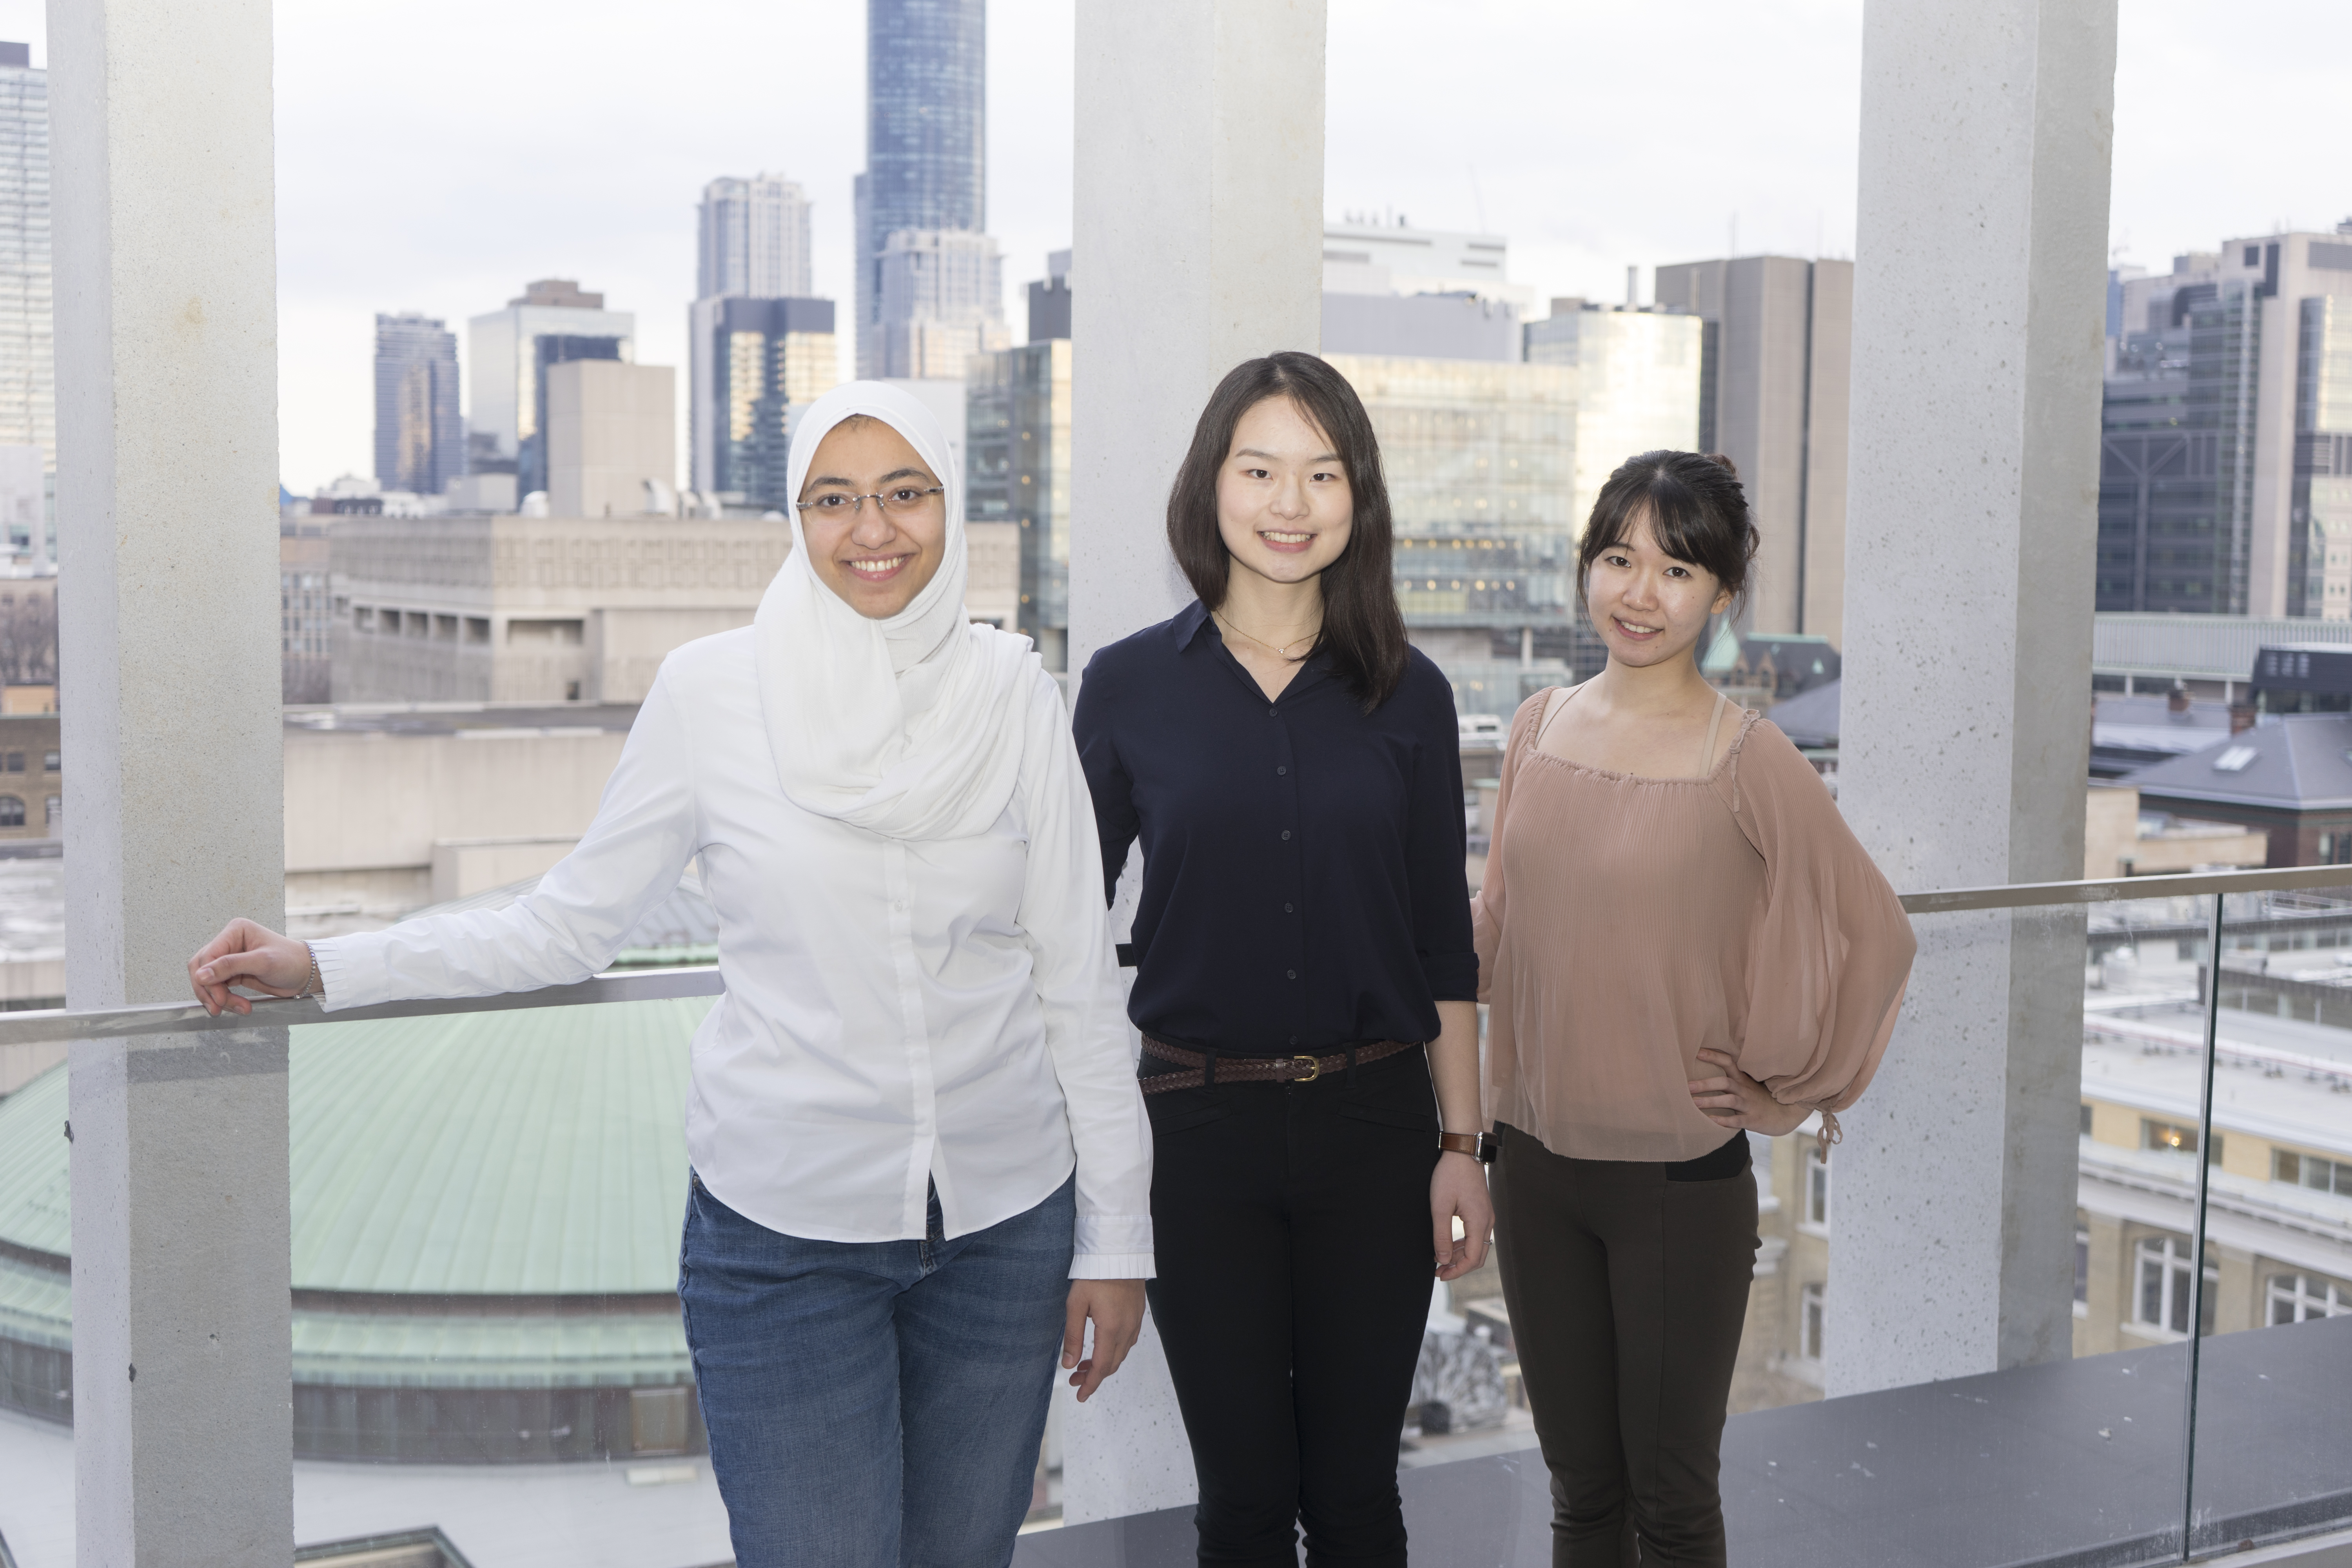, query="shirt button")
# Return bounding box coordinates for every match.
[1280,830,1291,840]
[1276,765,1287,775]
[1284,902,1294,913]
[1289,1036,1299,1046]
[1286,969,1297,980]
[1268,705,1277,717]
